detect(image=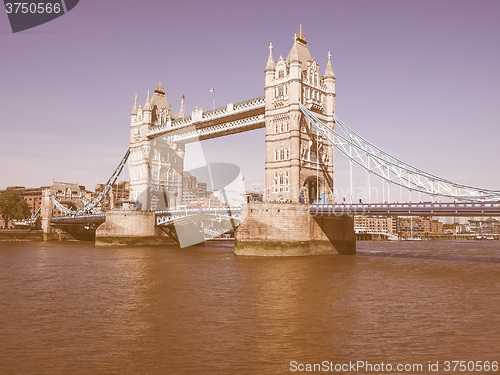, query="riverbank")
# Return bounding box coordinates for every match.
[2,229,497,243]
[357,233,499,241]
[0,229,75,241]
[0,229,43,241]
